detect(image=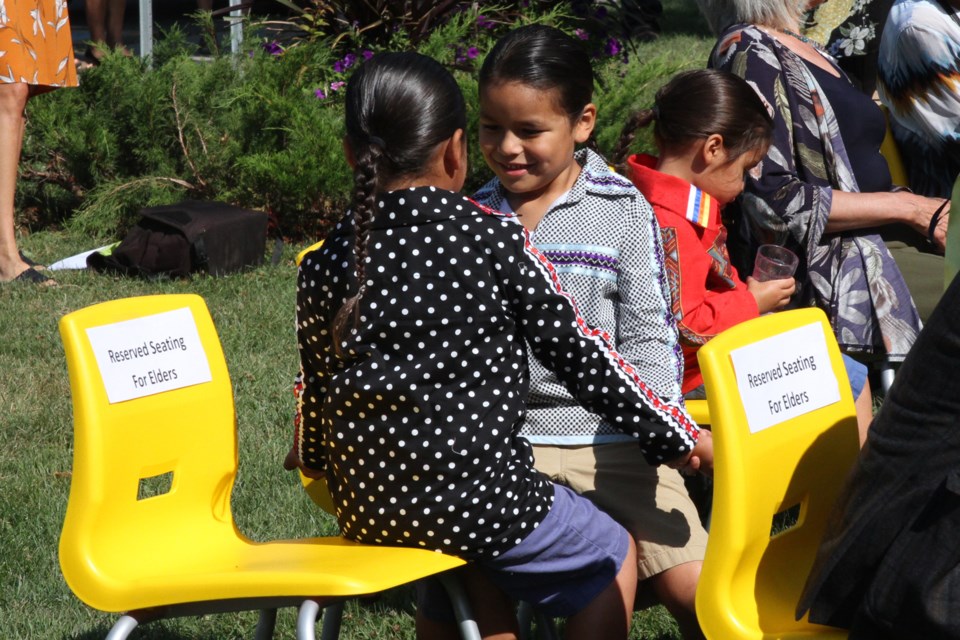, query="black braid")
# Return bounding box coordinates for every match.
[332,145,380,354]
[611,109,655,173]
[330,51,466,355]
